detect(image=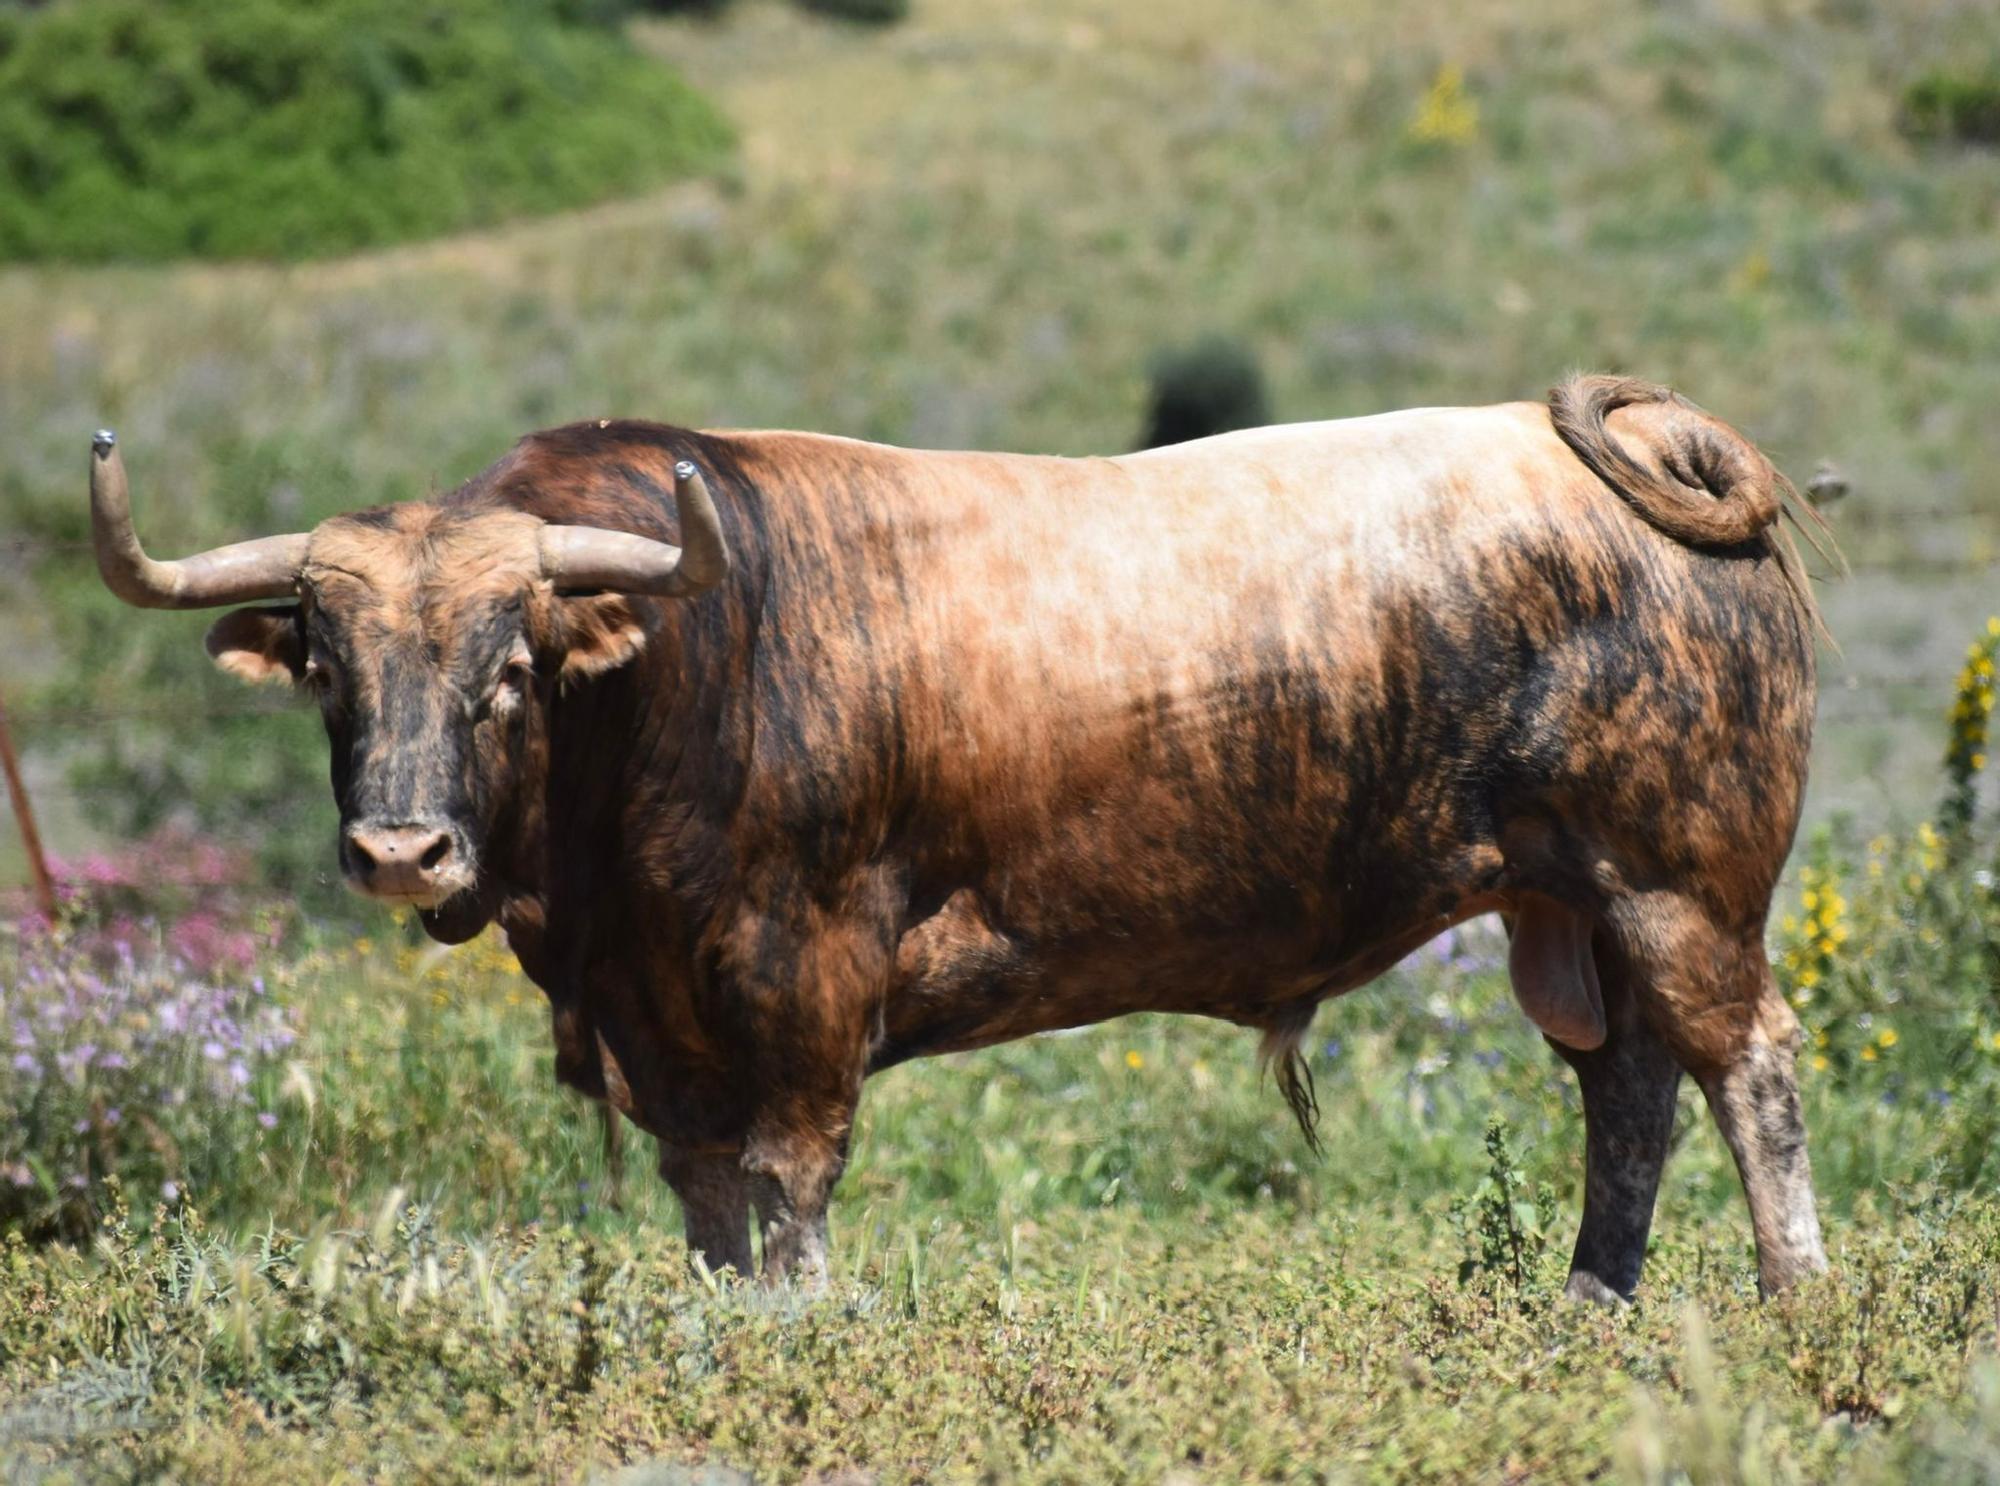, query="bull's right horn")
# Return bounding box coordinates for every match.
[89,432,308,609]
[536,459,731,598]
